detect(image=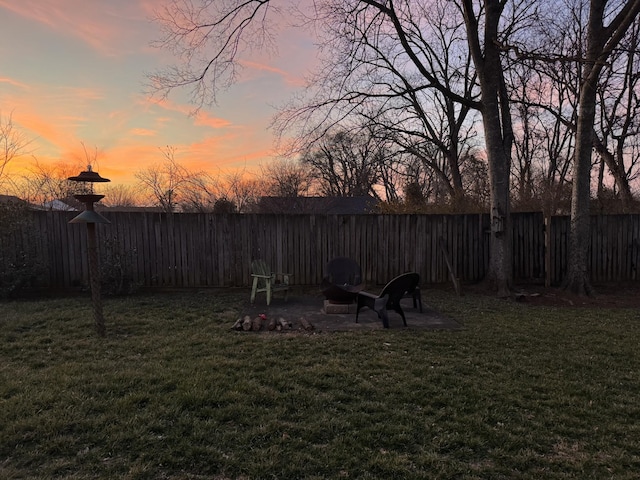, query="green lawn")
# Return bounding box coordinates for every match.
[1,289,640,479]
